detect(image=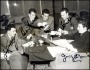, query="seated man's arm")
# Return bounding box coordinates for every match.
[45,17,54,31]
[49,18,54,31]
[68,17,78,34]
